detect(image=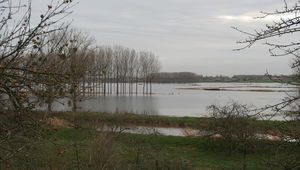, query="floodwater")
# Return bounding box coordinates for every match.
[97,125,292,141]
[46,83,298,119]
